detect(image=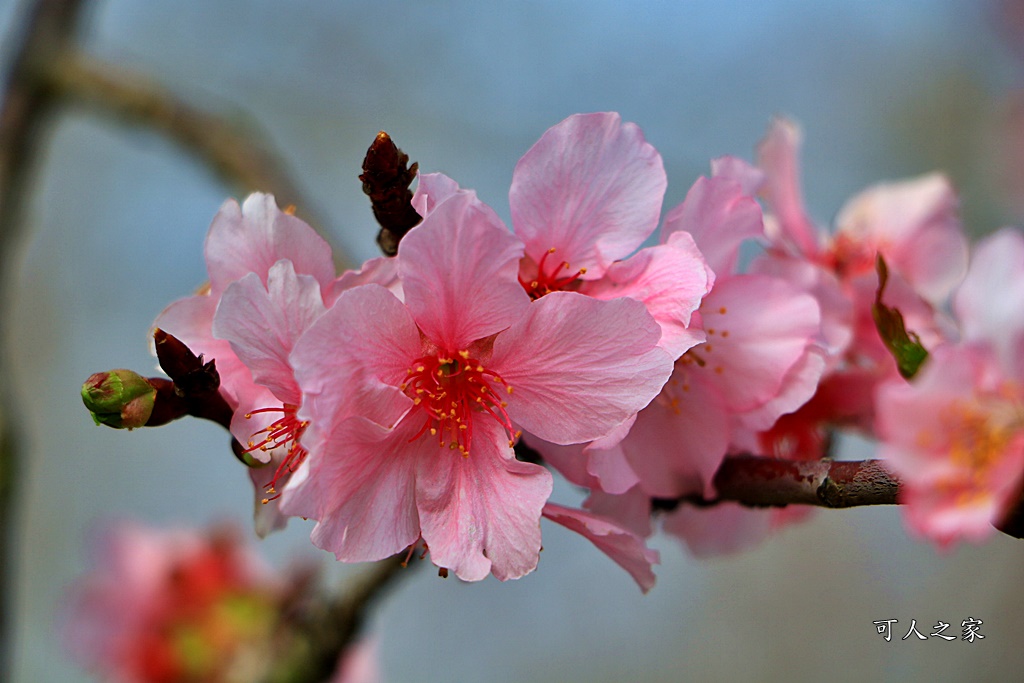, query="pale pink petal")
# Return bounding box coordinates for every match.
[416,420,553,581]
[250,463,290,537]
[291,284,422,425]
[213,261,326,405]
[621,375,729,498]
[710,155,765,196]
[584,487,654,537]
[663,503,774,557]
[581,237,710,358]
[749,253,852,360]
[205,193,335,295]
[490,292,672,445]
[510,112,666,276]
[330,638,382,683]
[399,191,529,351]
[695,275,821,413]
[329,256,401,304]
[662,174,765,276]
[411,172,461,218]
[586,441,640,495]
[736,345,827,432]
[287,416,421,562]
[954,229,1024,369]
[757,118,821,255]
[542,503,659,593]
[835,173,967,302]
